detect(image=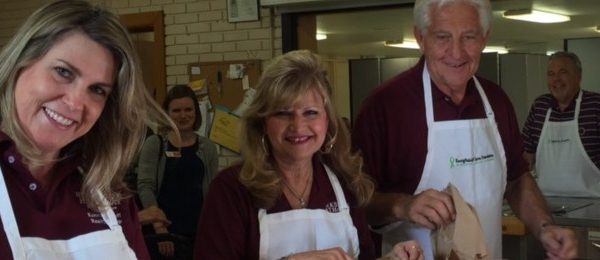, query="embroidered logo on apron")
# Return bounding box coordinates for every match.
[449,154,495,168]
